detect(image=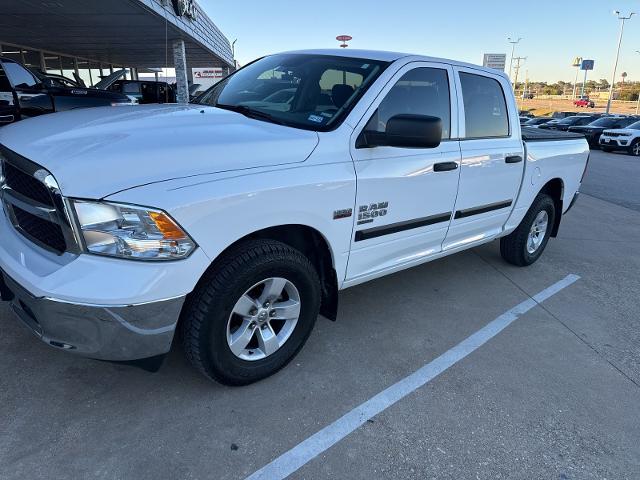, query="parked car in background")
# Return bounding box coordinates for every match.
[106,80,176,104]
[552,111,581,119]
[523,117,556,128]
[540,114,602,131]
[573,96,595,108]
[599,120,640,155]
[569,116,640,148]
[33,71,82,89]
[519,116,532,125]
[0,57,132,125]
[0,49,589,385]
